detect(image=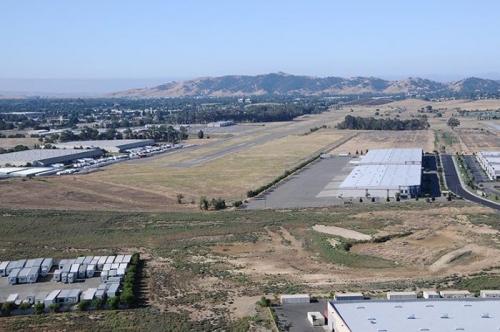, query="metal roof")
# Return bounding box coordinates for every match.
[331,299,500,332]
[339,164,421,189]
[0,149,102,166]
[54,139,154,150]
[359,148,422,165]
